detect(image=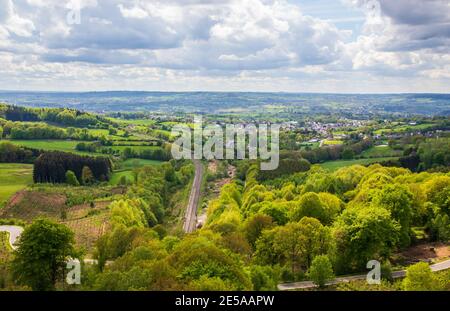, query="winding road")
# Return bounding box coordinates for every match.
[0,225,23,250]
[183,159,203,233]
[277,259,450,290]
